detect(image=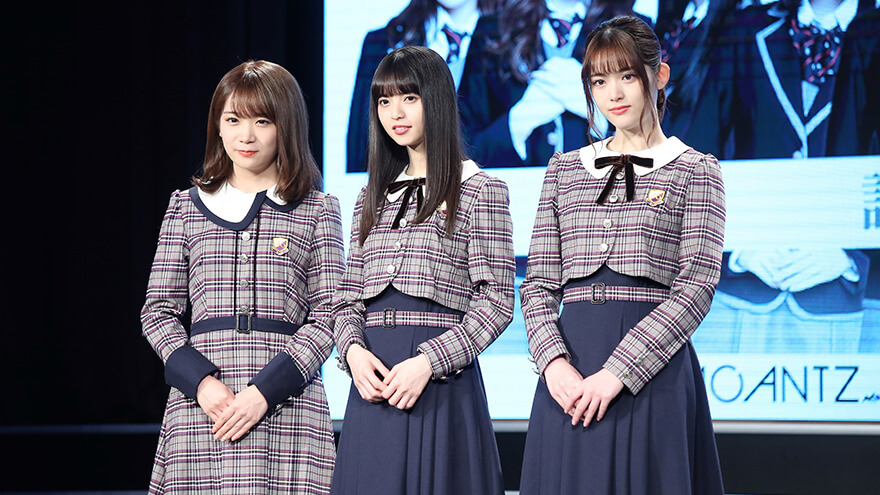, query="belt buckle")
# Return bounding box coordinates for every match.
[382,308,396,328]
[590,283,606,304]
[236,310,252,334]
